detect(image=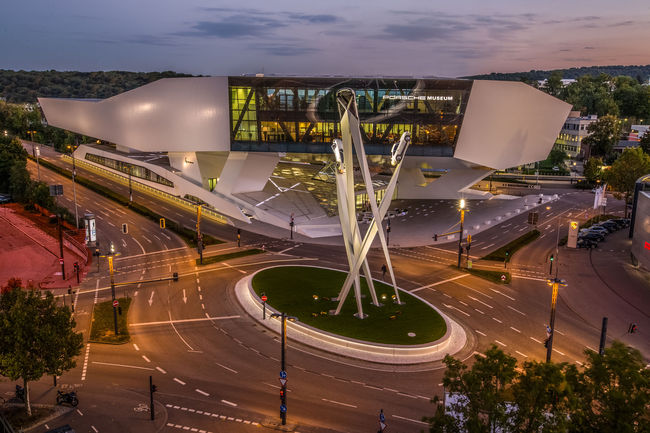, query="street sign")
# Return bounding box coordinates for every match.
[279,378,287,387]
[261,295,268,302]
[113,300,119,308]
[527,212,538,225]
[500,274,506,281]
[49,184,63,196]
[279,370,287,379]
[59,258,64,265]
[280,404,287,413]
